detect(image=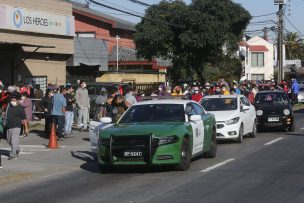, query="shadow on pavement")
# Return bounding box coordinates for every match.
[0,149,10,156]
[71,151,176,174]
[285,132,304,136]
[82,138,90,142]
[30,129,49,139]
